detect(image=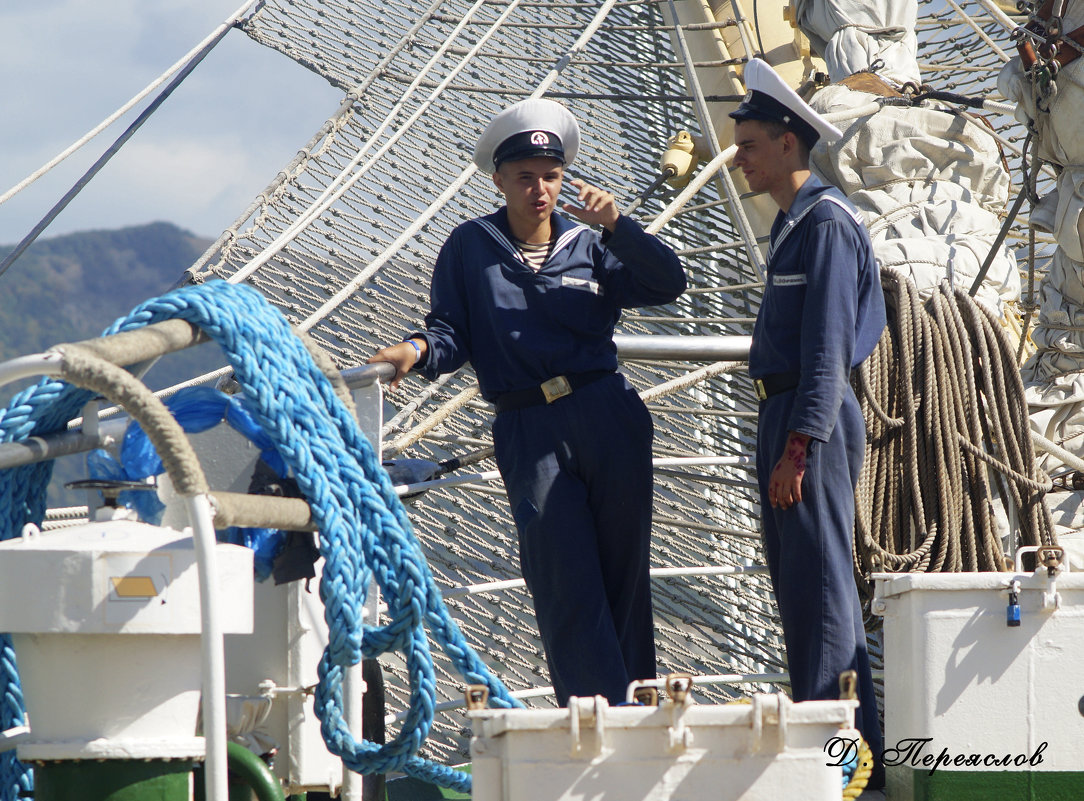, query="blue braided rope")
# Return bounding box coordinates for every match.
[0,635,31,801]
[1,280,520,797]
[841,739,859,789]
